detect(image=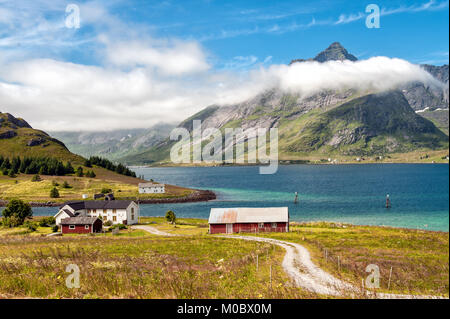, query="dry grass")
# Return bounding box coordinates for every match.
[251,222,449,297]
[0,231,317,299]
[0,166,194,203]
